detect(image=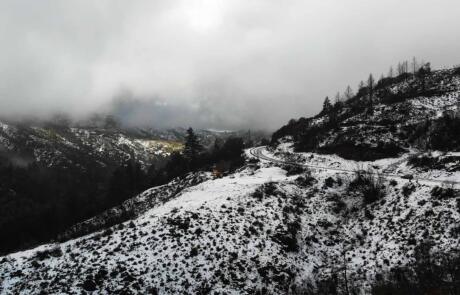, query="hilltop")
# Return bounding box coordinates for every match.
[272,66,460,161]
